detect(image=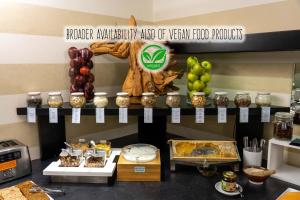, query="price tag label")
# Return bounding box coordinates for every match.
[72,108,81,124]
[49,108,58,123]
[239,107,249,123]
[96,108,105,123]
[261,107,271,122]
[27,107,36,123]
[171,108,181,123]
[119,108,128,123]
[144,108,153,123]
[195,107,205,123]
[218,107,227,123]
